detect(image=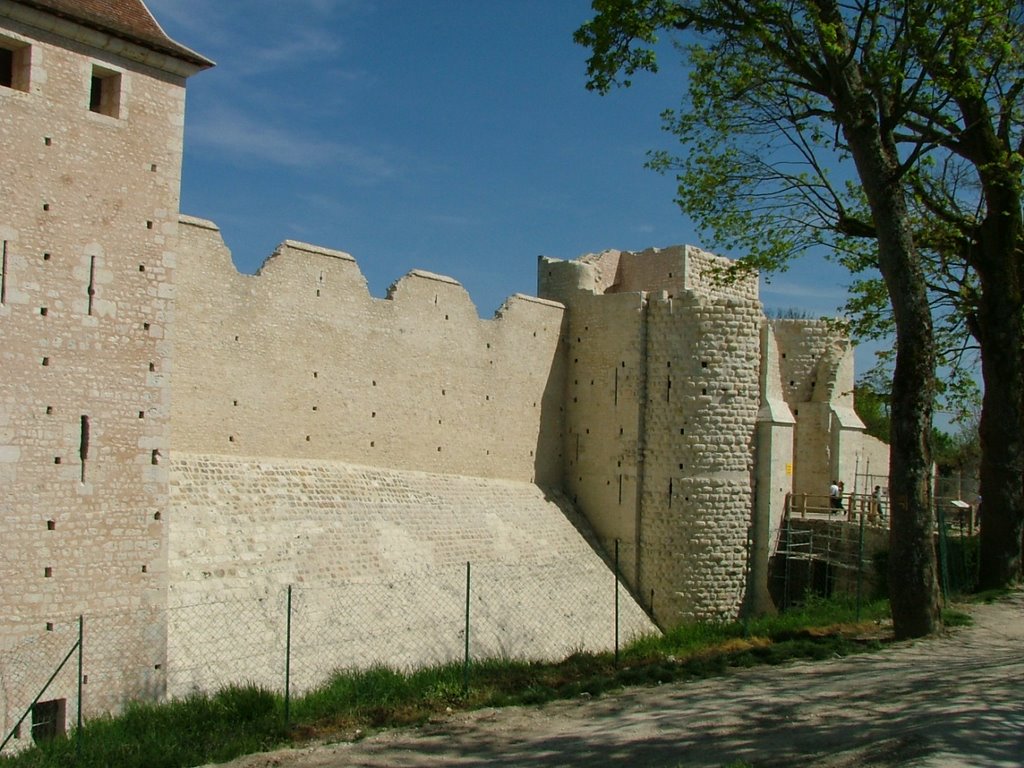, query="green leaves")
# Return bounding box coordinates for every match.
[574,0,688,93]
[577,0,1023,373]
